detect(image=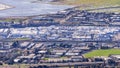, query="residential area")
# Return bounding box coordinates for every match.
[0,26,120,42]
[0,41,120,68]
[0,0,120,68]
[0,8,120,27]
